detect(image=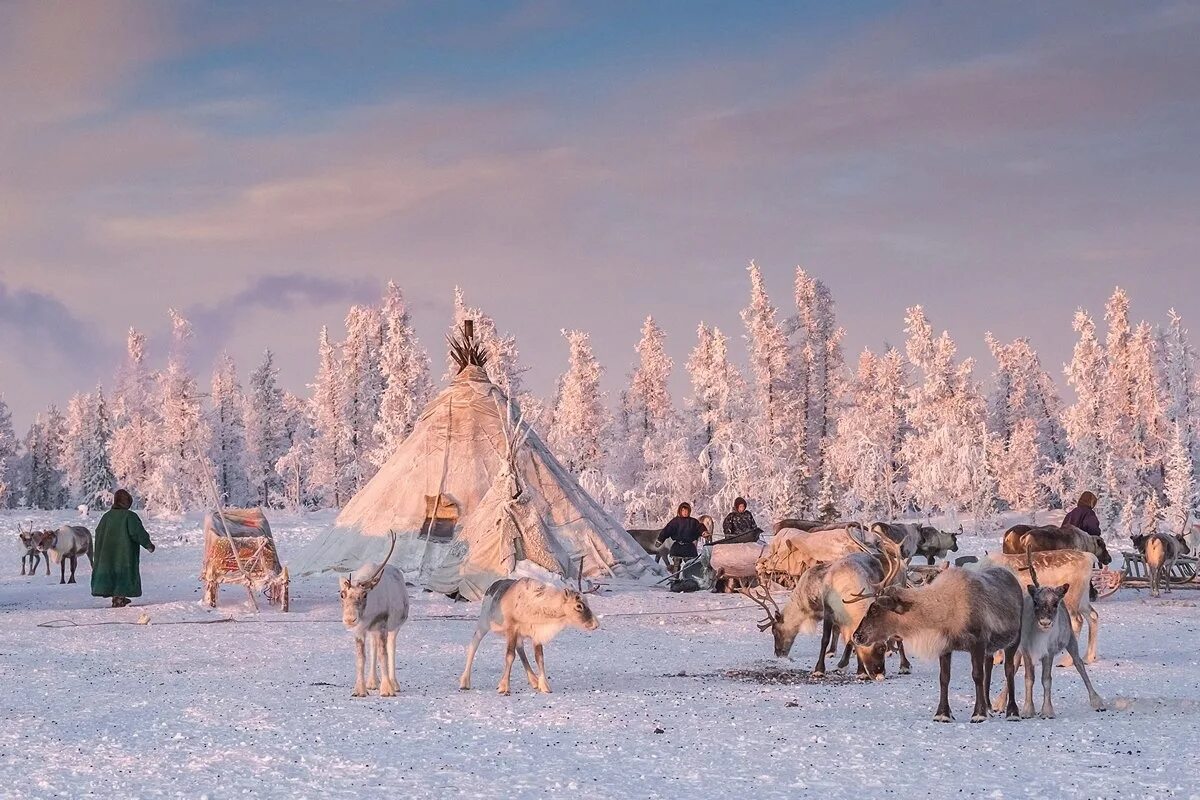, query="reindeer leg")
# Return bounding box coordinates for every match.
[534,644,551,694]
[1001,645,1020,720]
[68,554,77,584]
[1059,612,1085,668]
[1039,655,1055,719]
[376,631,396,697]
[970,645,989,722]
[1085,607,1099,664]
[59,557,66,585]
[896,639,912,675]
[835,640,853,671]
[387,630,399,695]
[498,632,518,695]
[1020,651,1035,718]
[21,556,26,576]
[934,653,954,722]
[43,553,49,575]
[983,648,996,713]
[515,644,538,689]
[826,624,839,656]
[1065,633,1105,711]
[351,636,367,697]
[812,617,832,677]
[458,626,486,691]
